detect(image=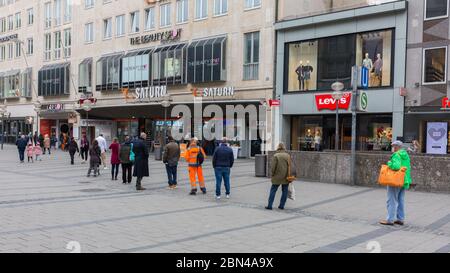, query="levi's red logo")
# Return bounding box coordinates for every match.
[442,97,450,109]
[315,93,352,111]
